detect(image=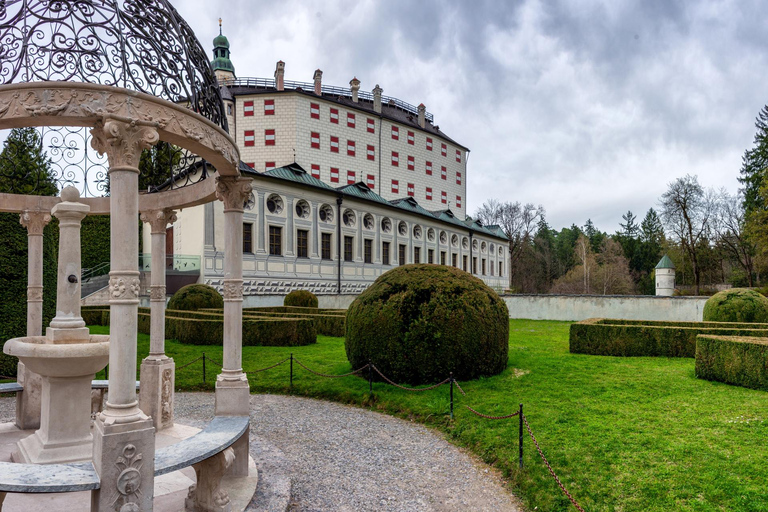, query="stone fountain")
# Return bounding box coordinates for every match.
[4,186,109,464]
